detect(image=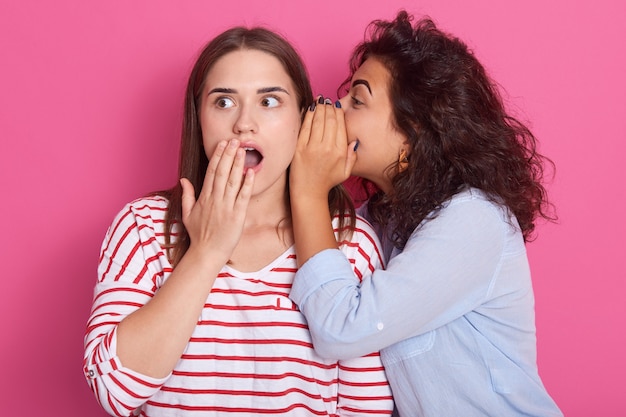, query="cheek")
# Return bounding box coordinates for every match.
[201,139,218,161]
[345,112,375,142]
[200,111,232,151]
[279,112,301,141]
[293,121,301,141]
[199,125,223,160]
[343,112,357,138]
